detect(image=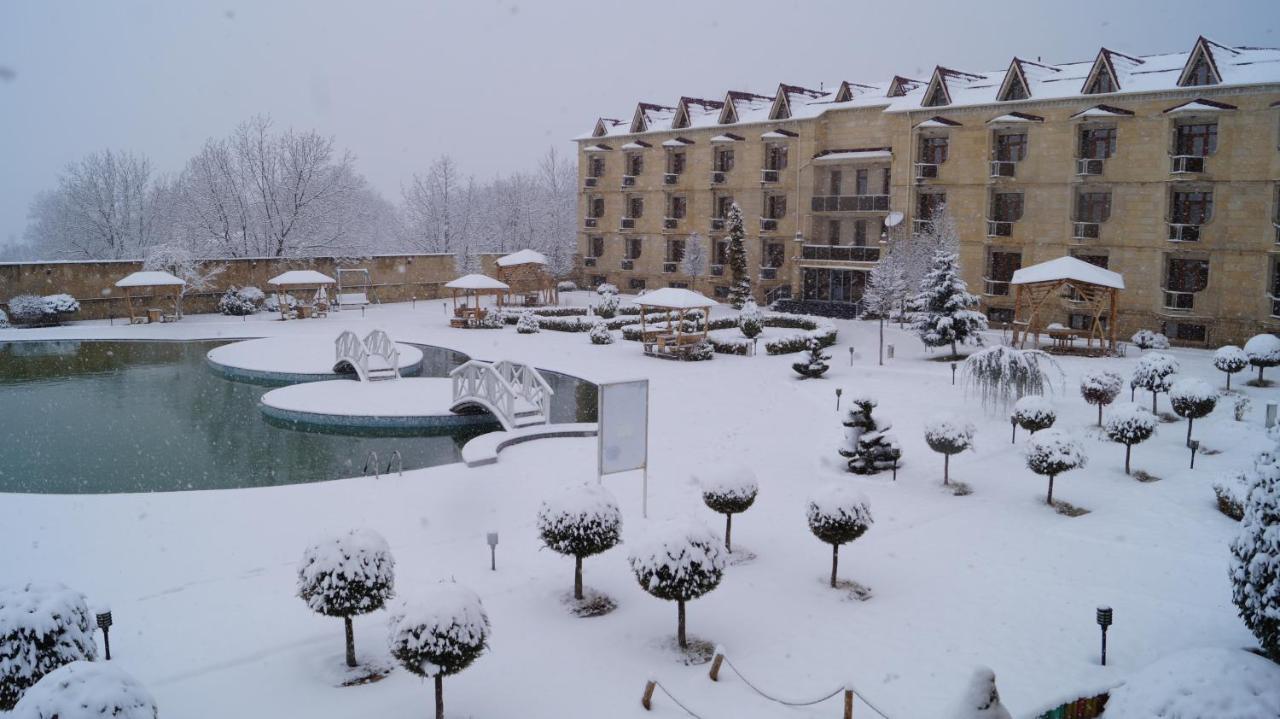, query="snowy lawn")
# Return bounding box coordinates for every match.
[1,295,1274,717]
